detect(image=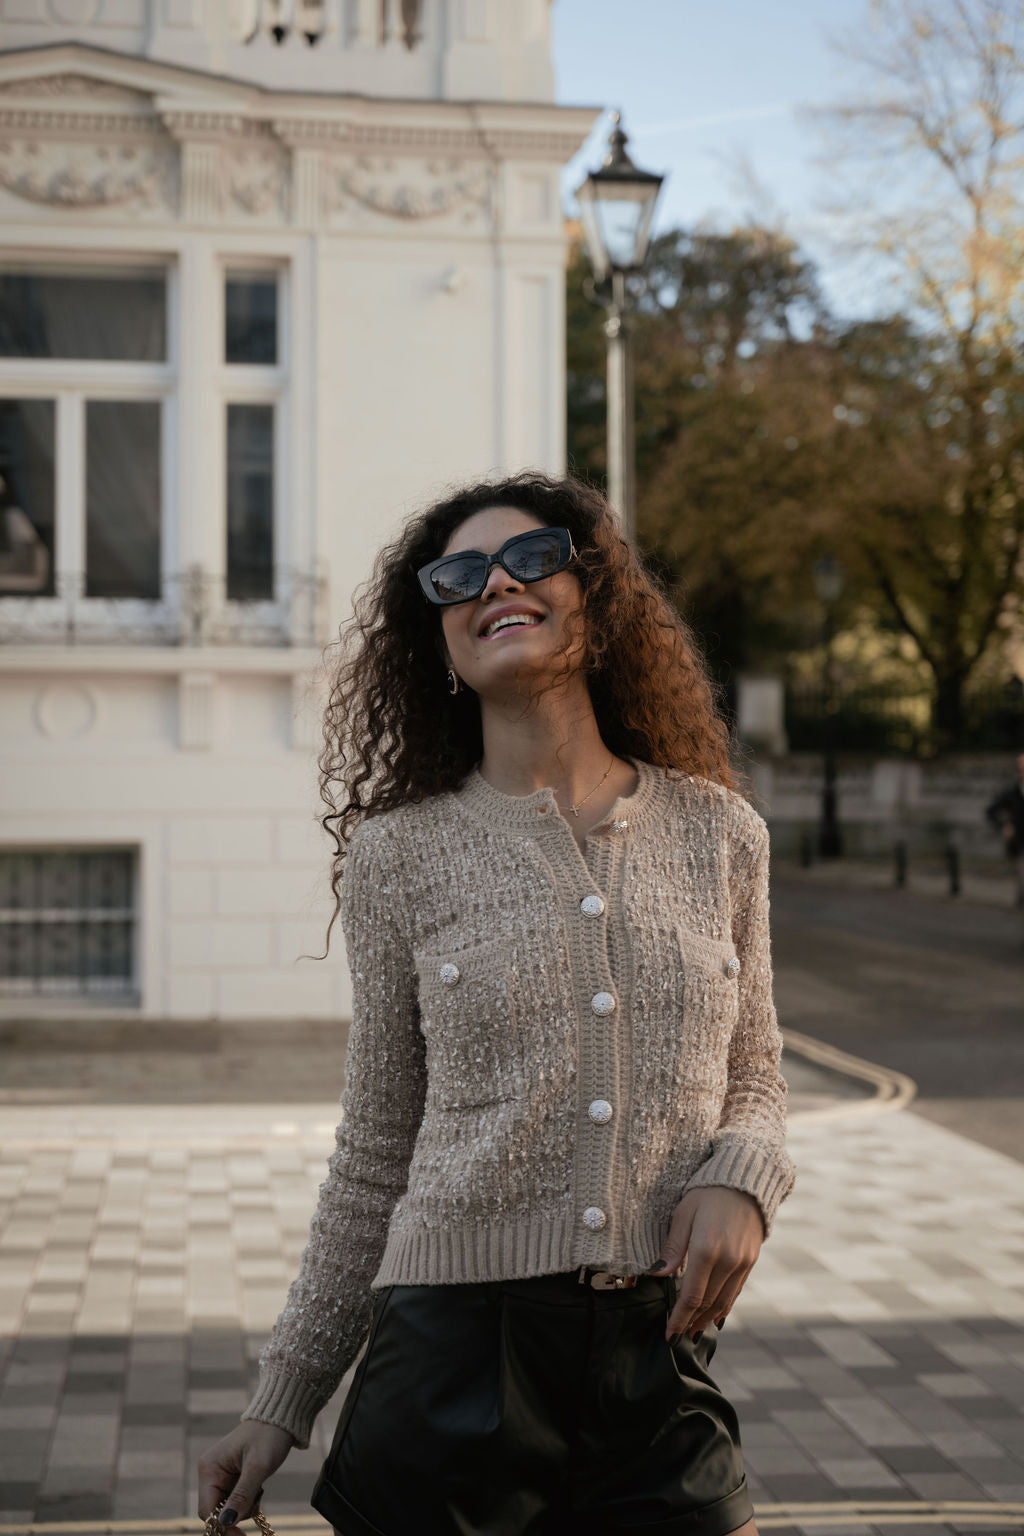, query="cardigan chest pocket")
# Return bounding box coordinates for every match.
[673,924,741,1080]
[414,935,521,1110]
